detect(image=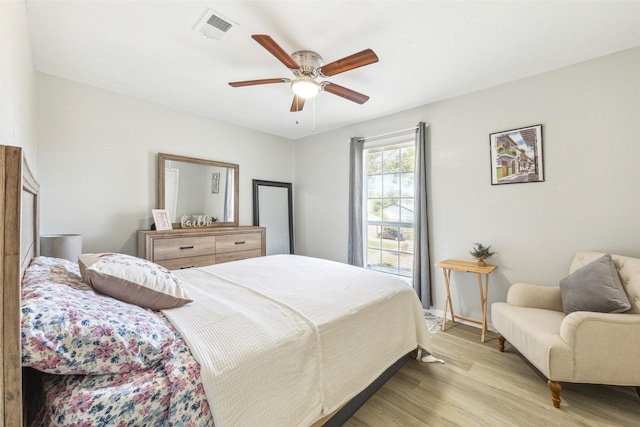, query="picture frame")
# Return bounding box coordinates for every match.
[490,124,544,185]
[152,209,173,230]
[211,173,220,194]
